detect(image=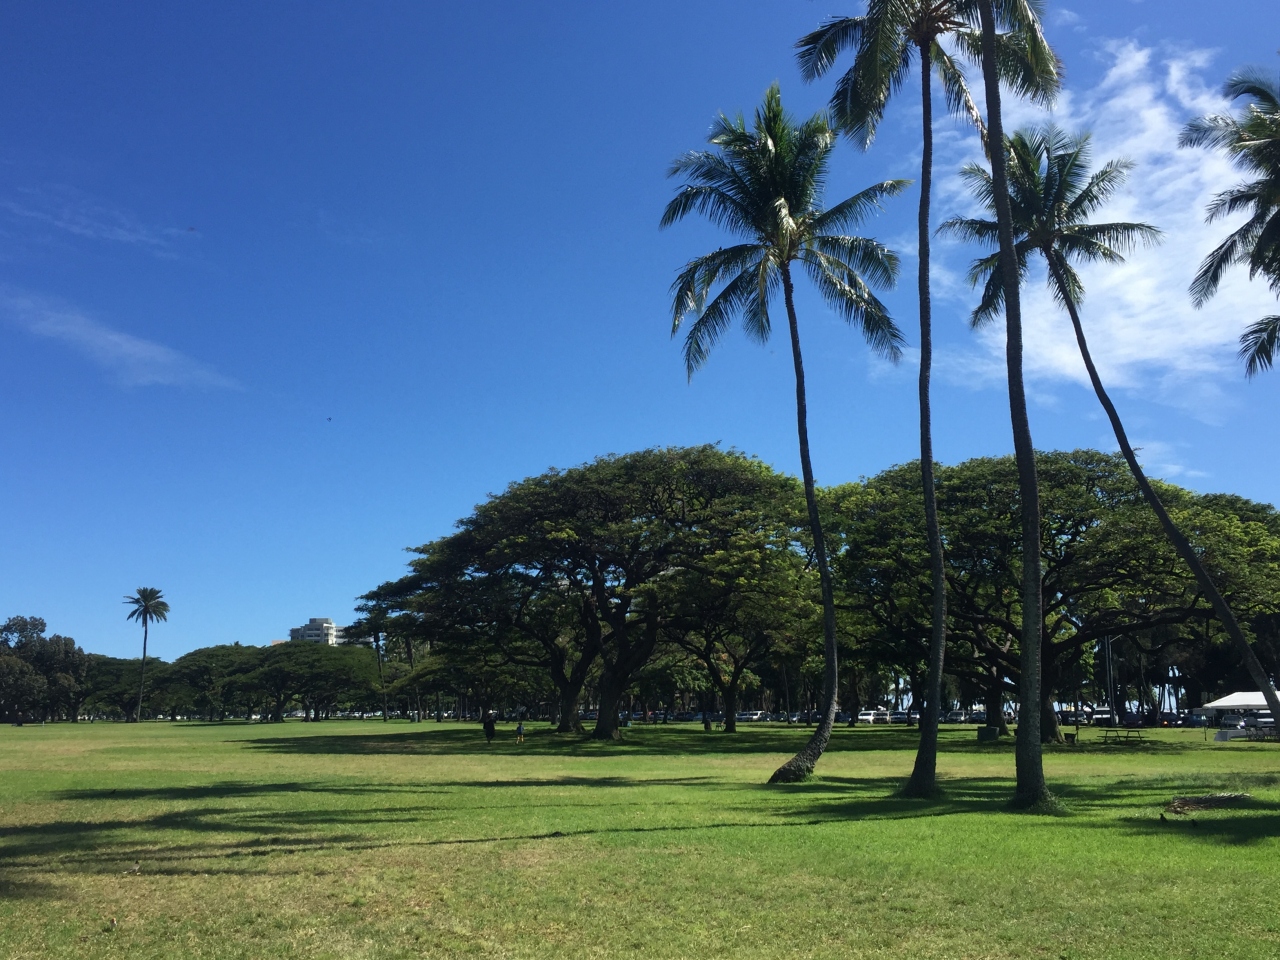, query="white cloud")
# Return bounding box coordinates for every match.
[5,293,239,390]
[932,40,1277,417]
[0,187,186,255]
